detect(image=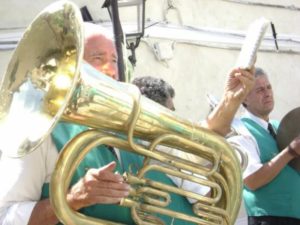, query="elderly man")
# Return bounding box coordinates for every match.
[0,20,255,225]
[0,22,131,225]
[228,67,300,225]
